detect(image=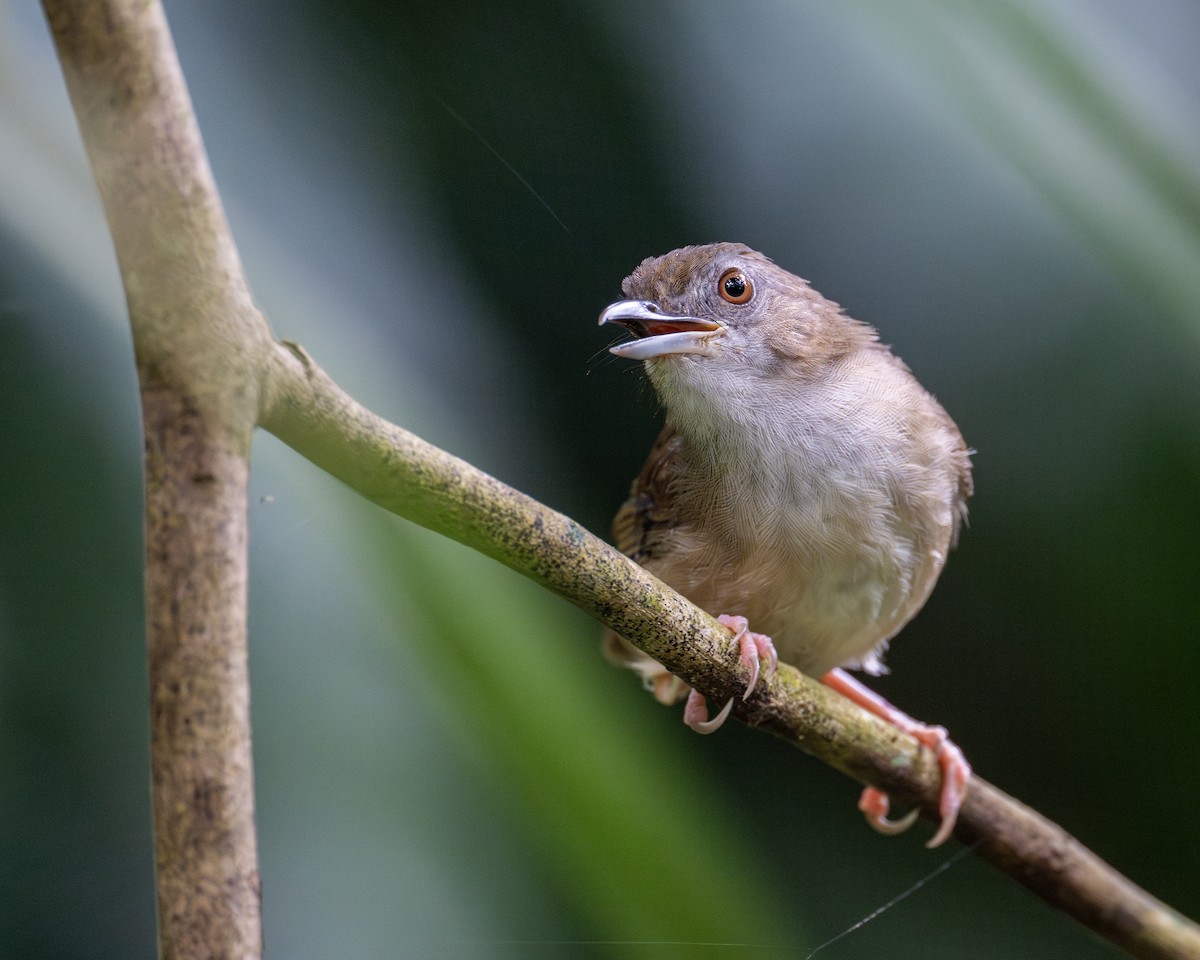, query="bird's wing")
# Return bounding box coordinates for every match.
[603,422,690,700]
[611,422,685,564]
